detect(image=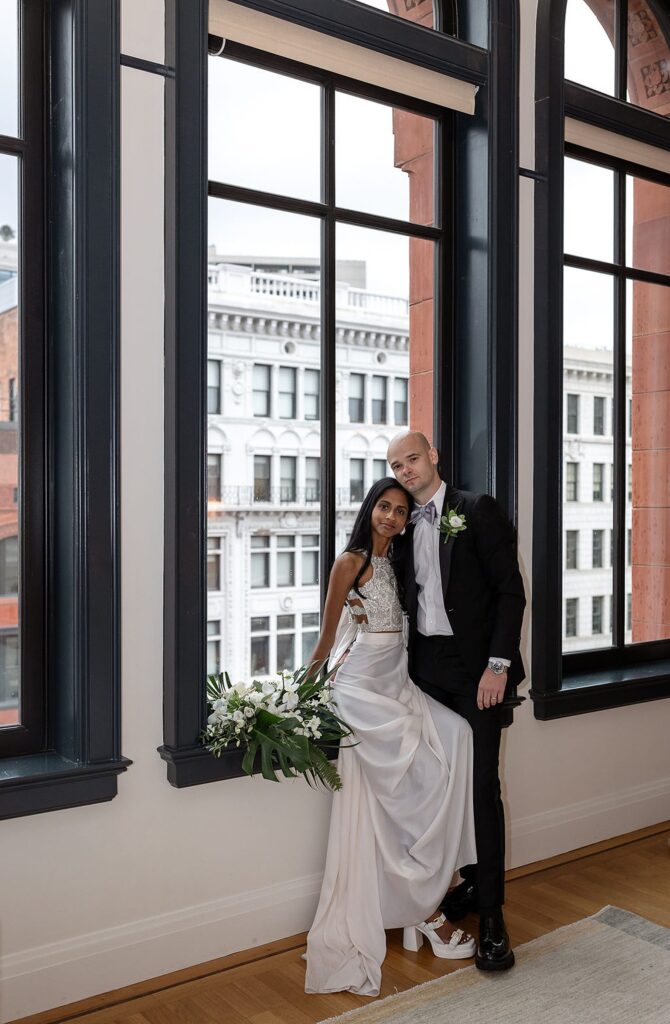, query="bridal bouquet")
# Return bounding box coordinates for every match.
[201,665,353,791]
